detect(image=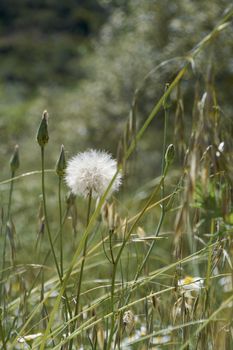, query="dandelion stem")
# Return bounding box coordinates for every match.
[69,189,92,350]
